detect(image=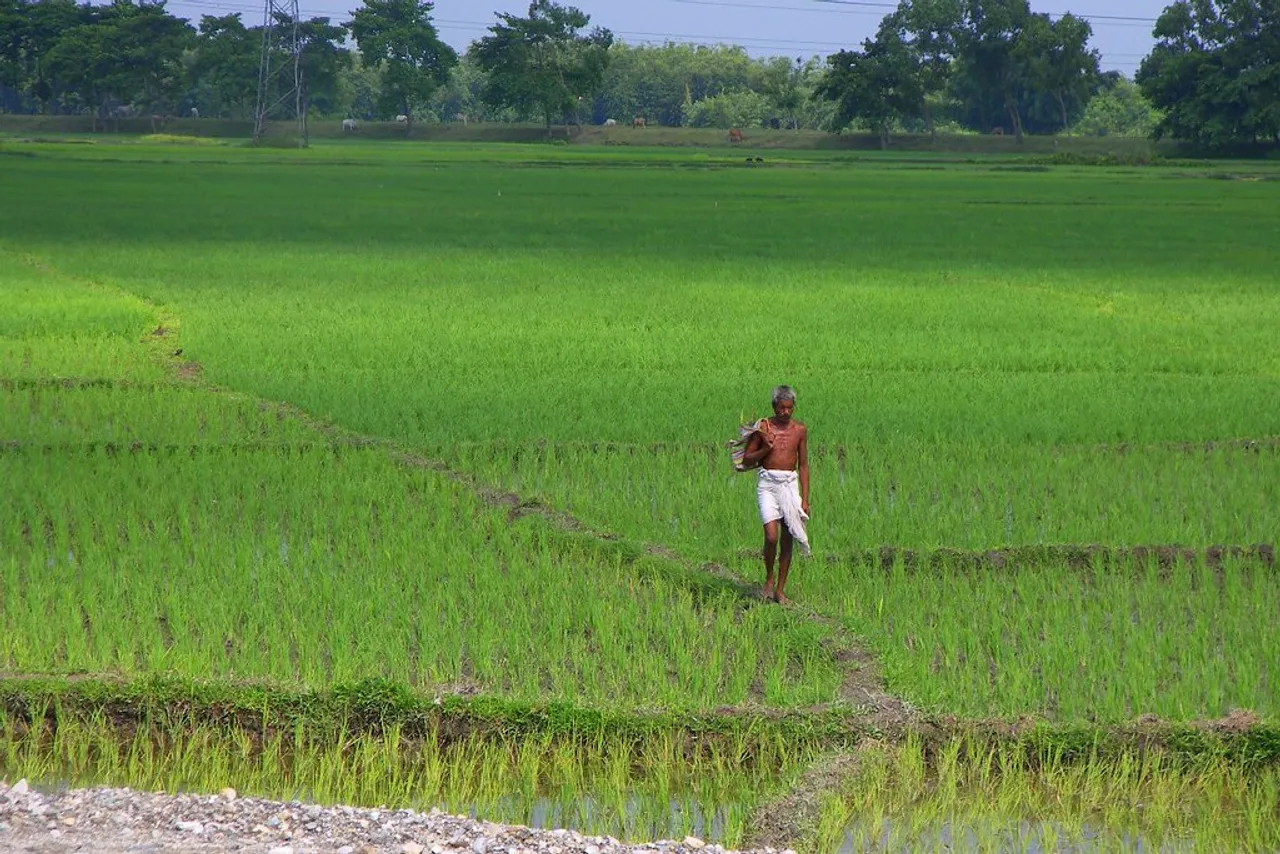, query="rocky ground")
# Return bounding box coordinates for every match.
[1,780,793,854]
